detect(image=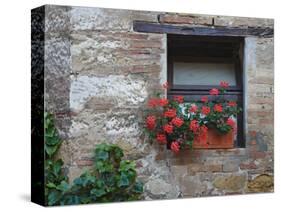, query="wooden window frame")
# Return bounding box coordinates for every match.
[167,35,245,148]
[132,21,262,148]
